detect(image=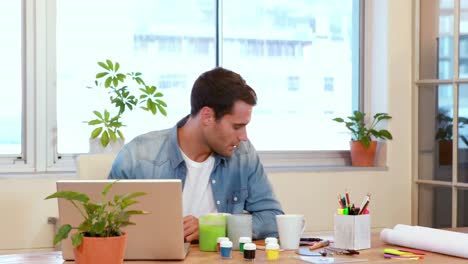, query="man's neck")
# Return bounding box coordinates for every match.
[177,116,213,162]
